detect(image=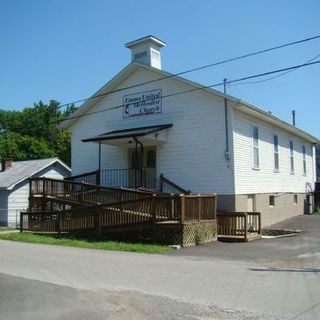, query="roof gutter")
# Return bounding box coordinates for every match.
[235,100,320,144]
